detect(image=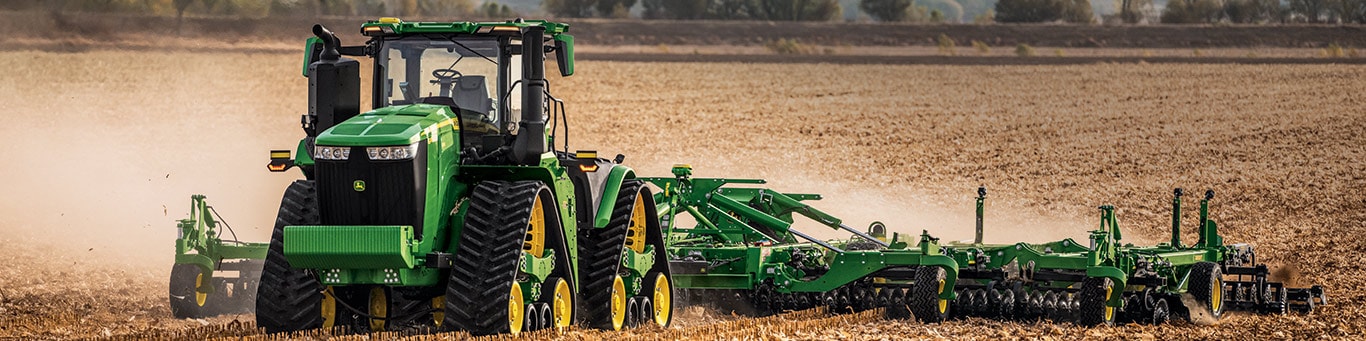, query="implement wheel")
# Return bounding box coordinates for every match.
[255,180,328,333]
[444,181,555,336]
[1189,262,1226,320]
[1078,277,1117,326]
[910,266,951,323]
[168,264,211,318]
